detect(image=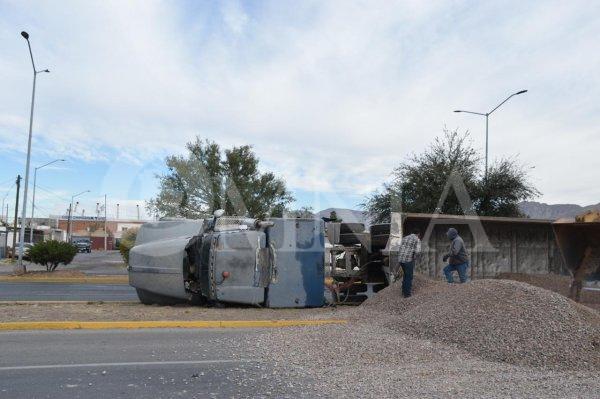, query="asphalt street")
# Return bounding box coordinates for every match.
[0,282,138,302]
[0,328,315,398]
